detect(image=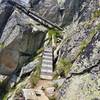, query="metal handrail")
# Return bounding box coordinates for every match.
[7,0,63,31]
